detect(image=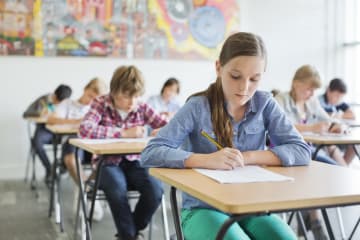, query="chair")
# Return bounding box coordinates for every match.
[73,154,170,240]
